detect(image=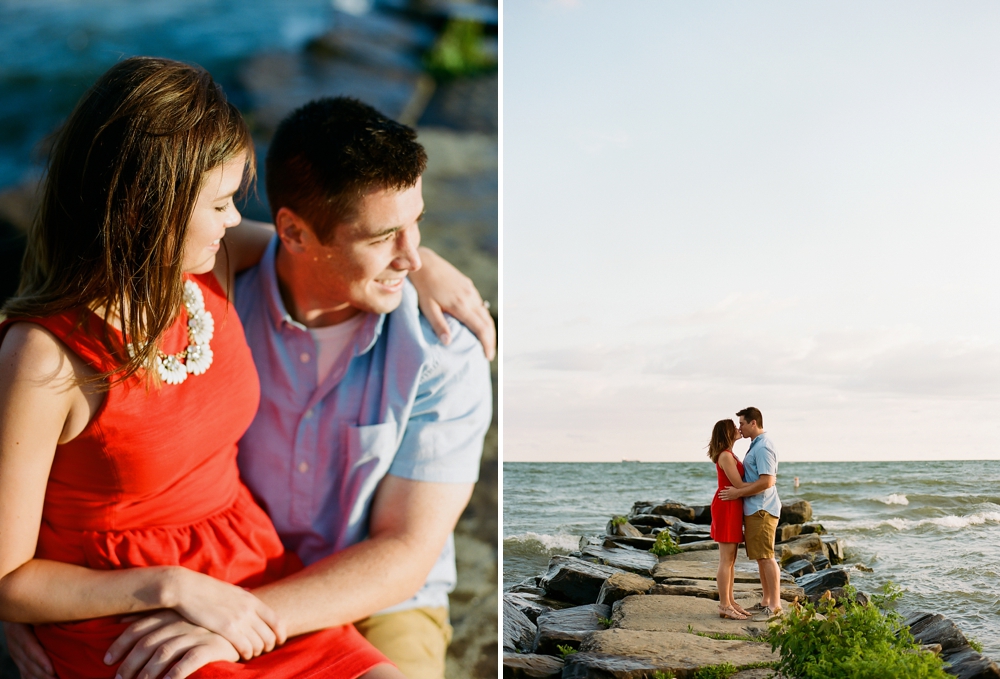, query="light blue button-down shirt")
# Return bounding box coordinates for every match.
[234,237,492,614]
[742,433,781,518]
